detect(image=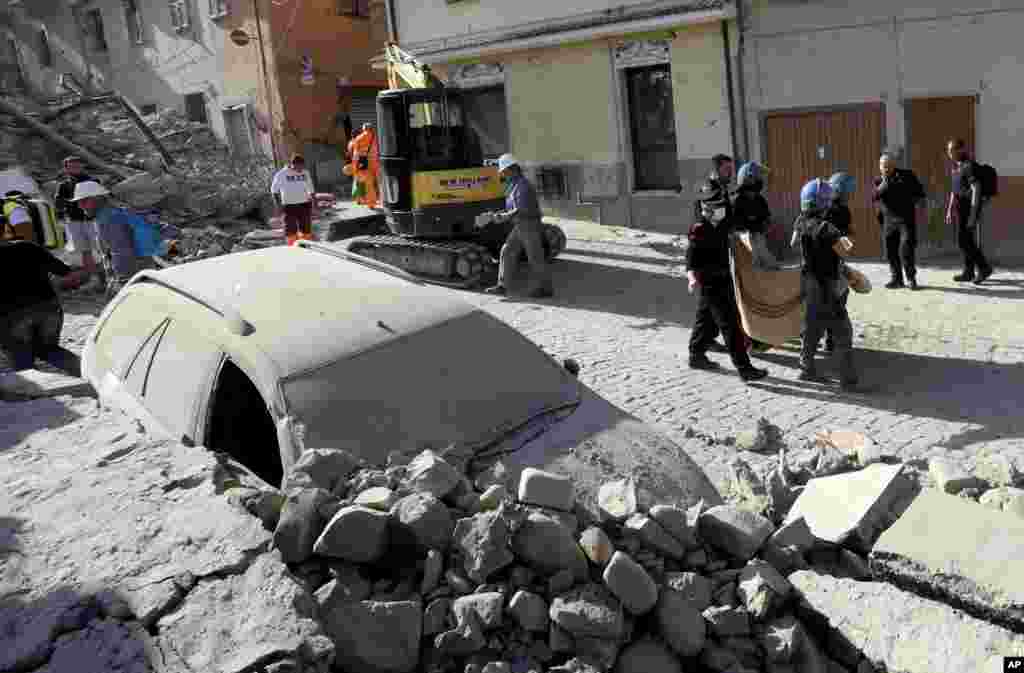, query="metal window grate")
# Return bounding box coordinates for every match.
[537,167,567,199]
